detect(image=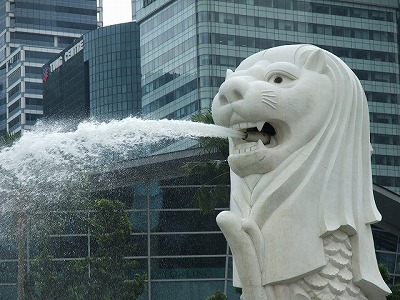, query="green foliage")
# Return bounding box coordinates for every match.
[183,160,230,184]
[186,111,231,214]
[388,285,400,300]
[378,263,400,300]
[0,132,21,149]
[25,253,64,300]
[191,110,214,125]
[191,110,229,157]
[379,263,391,283]
[91,199,132,257]
[205,290,228,300]
[25,199,146,300]
[87,199,146,300]
[25,253,90,300]
[194,185,230,215]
